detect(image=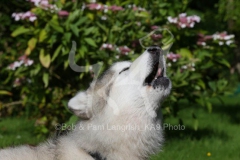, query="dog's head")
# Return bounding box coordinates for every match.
[68,46,171,119]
